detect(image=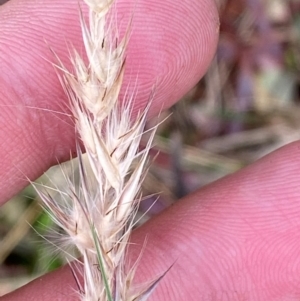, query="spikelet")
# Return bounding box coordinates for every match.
[35,0,158,300]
